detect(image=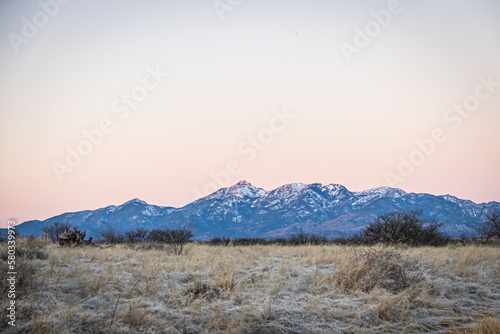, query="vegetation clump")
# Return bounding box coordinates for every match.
[335,248,423,293]
[478,210,500,241]
[362,210,447,246]
[59,228,93,247]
